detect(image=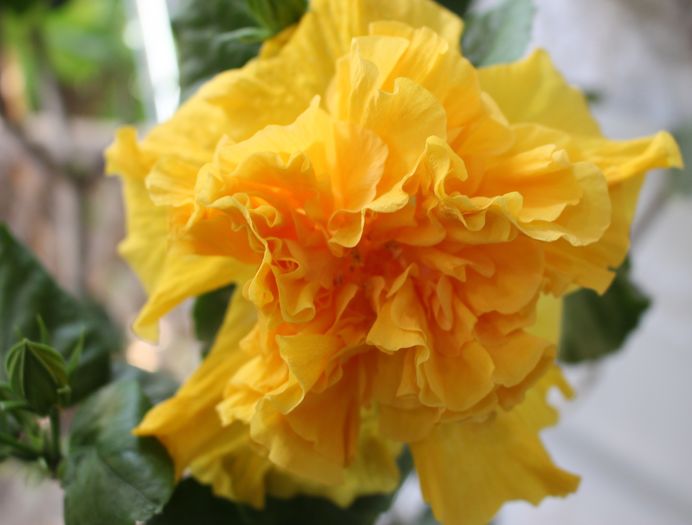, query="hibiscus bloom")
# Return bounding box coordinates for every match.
[107,0,681,523]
